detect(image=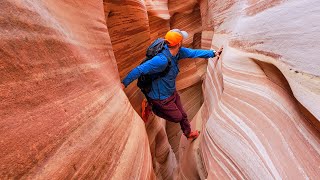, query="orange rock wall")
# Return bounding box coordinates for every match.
[104,0,151,114]
[1,0,319,179]
[0,0,154,179]
[193,0,320,179]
